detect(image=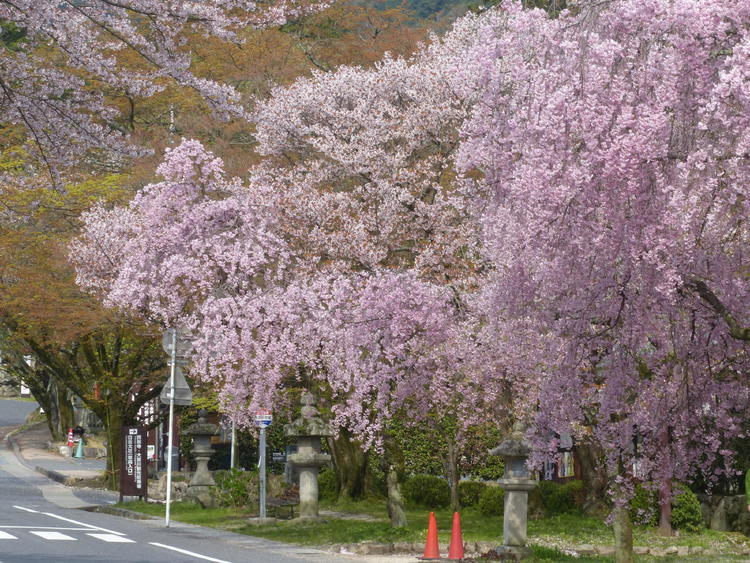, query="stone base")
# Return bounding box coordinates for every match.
[185,486,216,508]
[246,517,278,526]
[489,545,533,560]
